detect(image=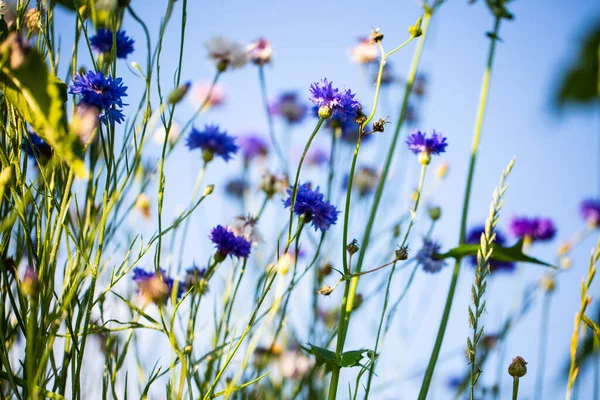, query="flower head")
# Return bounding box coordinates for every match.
[283,183,339,232]
[153,121,181,145]
[184,265,207,290]
[21,266,40,297]
[581,199,600,227]
[69,70,127,124]
[239,134,268,163]
[225,177,249,198]
[229,215,262,245]
[305,147,329,166]
[269,91,308,124]
[406,129,447,156]
[416,238,446,273]
[24,132,52,159]
[205,36,247,70]
[132,268,180,305]
[210,225,252,259]
[90,28,134,58]
[309,79,360,120]
[465,225,515,273]
[349,37,379,64]
[509,216,556,242]
[343,166,379,197]
[190,82,225,109]
[247,38,272,65]
[186,124,238,162]
[260,172,288,198]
